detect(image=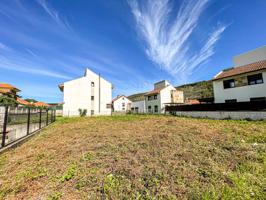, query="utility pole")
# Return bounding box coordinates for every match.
[99,73,101,114]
